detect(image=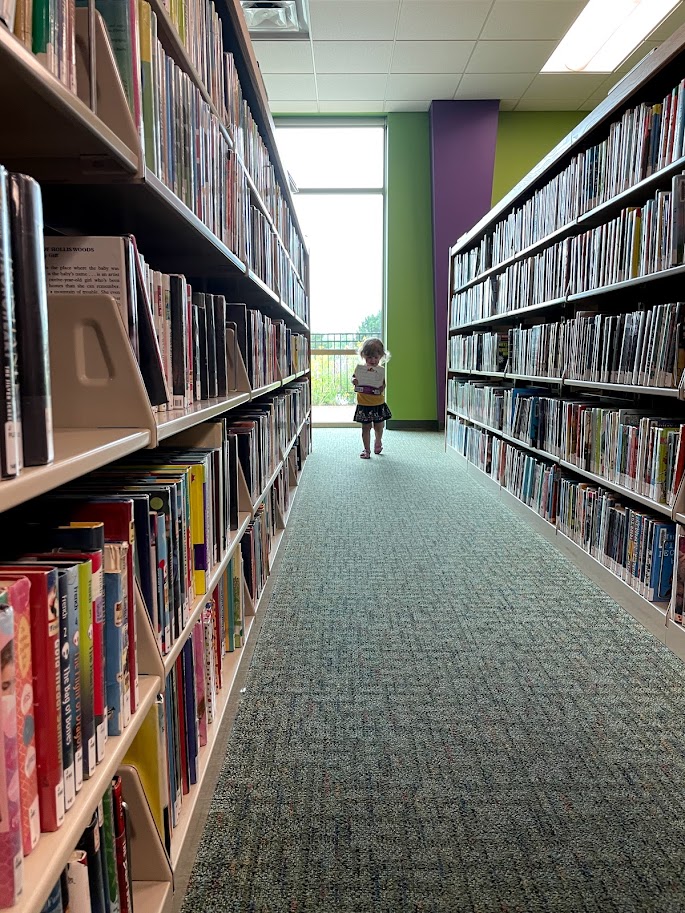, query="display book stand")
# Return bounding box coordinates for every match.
[9,292,311,913]
[445,17,685,664]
